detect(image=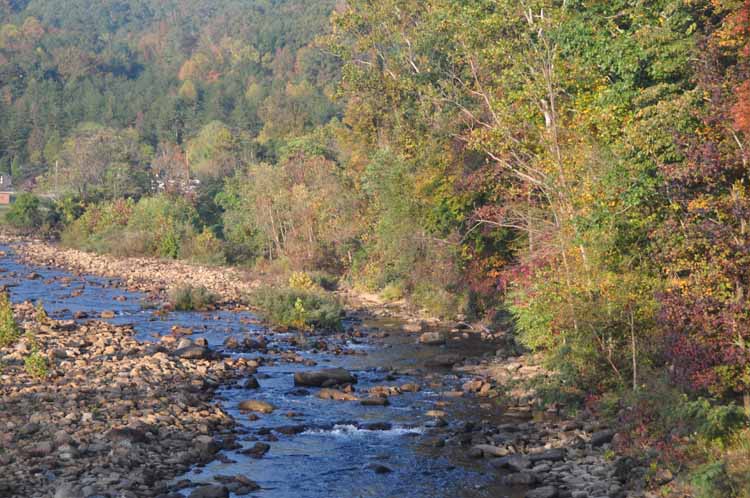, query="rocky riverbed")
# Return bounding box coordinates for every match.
[0,238,645,498]
[0,235,258,304]
[0,303,254,498]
